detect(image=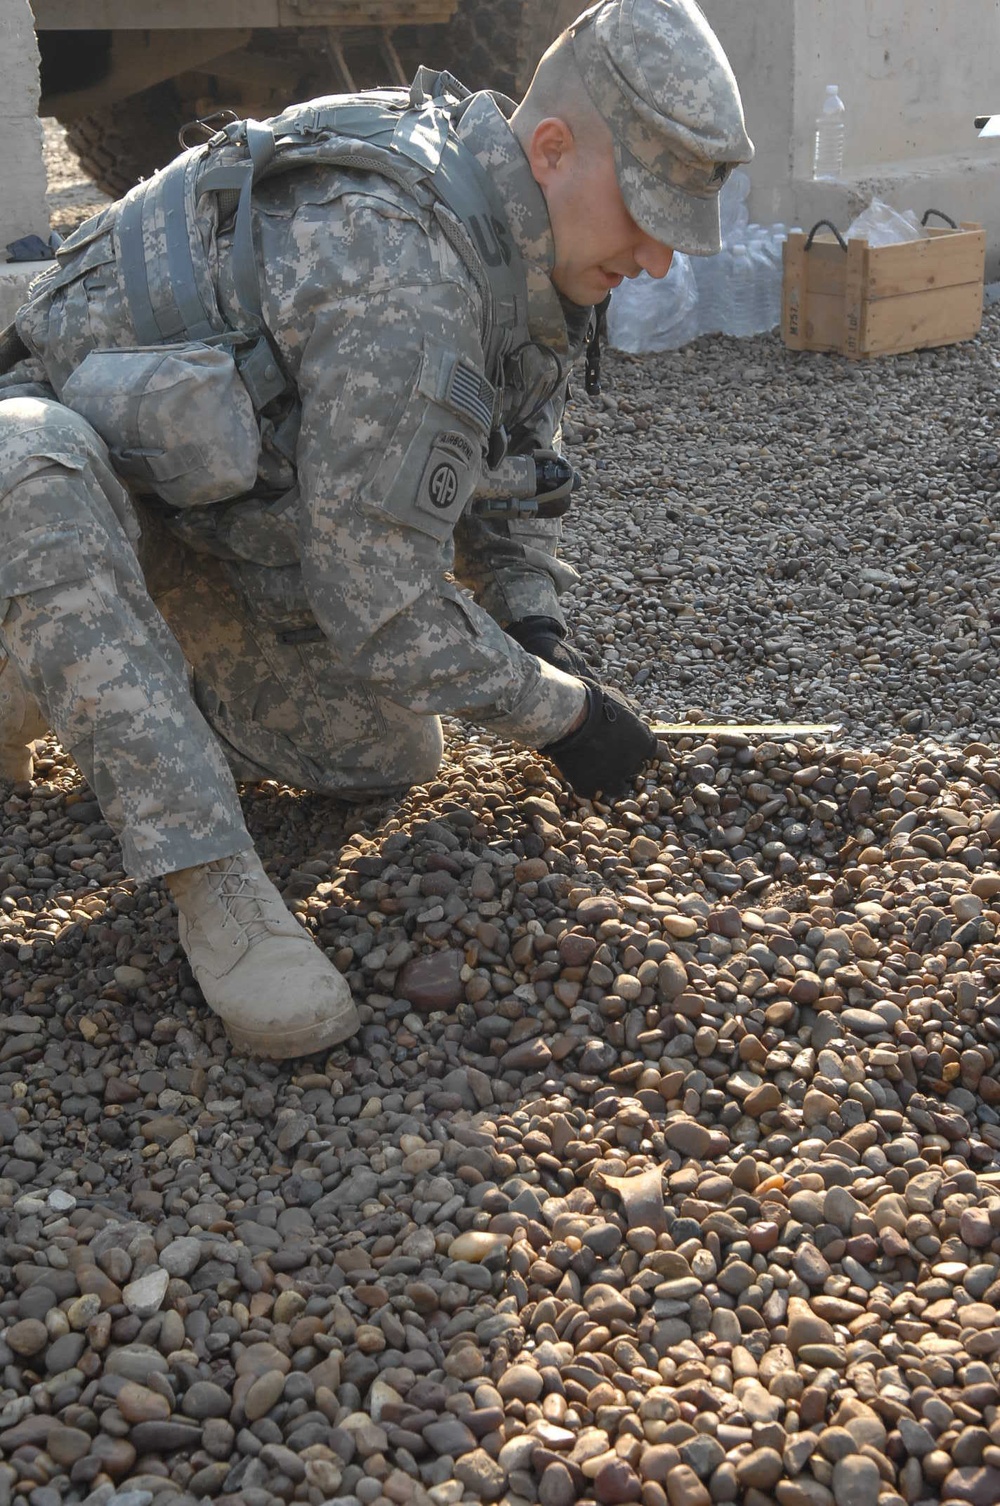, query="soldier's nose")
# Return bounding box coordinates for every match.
[636,238,674,280]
